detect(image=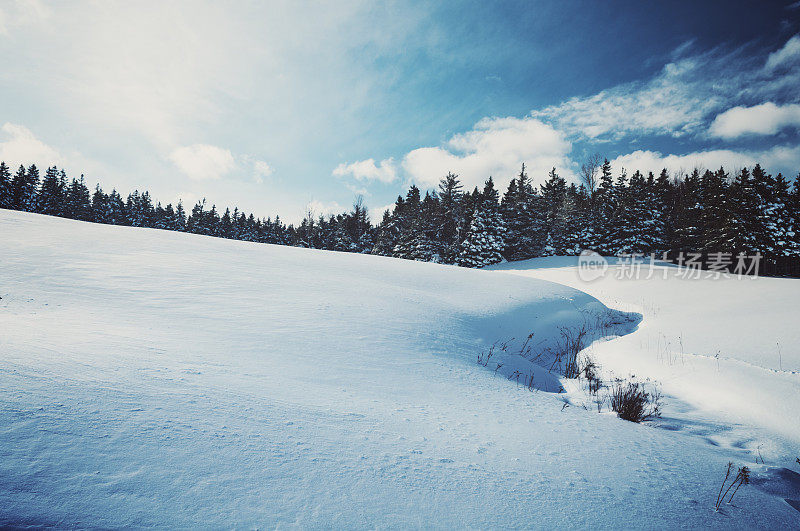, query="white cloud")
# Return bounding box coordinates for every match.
[608,145,800,178]
[402,116,573,189]
[253,160,273,178]
[369,203,395,222]
[169,144,236,181]
[531,36,800,143]
[333,158,397,183]
[251,159,274,184]
[0,0,50,36]
[531,58,719,140]
[0,122,62,167]
[765,34,800,71]
[709,102,800,138]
